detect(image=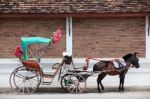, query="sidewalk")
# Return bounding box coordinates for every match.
[0,58,150,92]
[0,58,150,64]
